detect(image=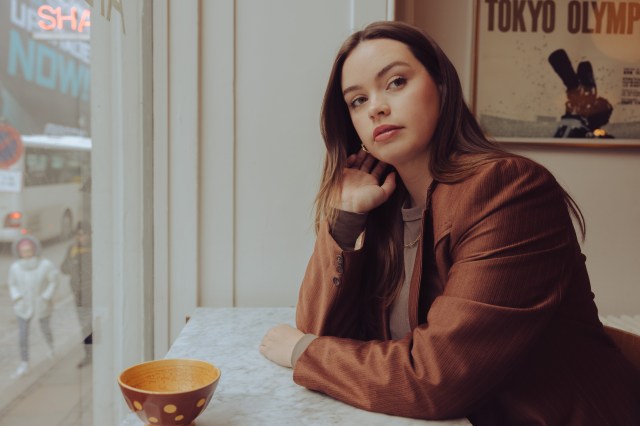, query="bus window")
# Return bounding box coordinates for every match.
[24,150,48,187]
[64,151,84,183]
